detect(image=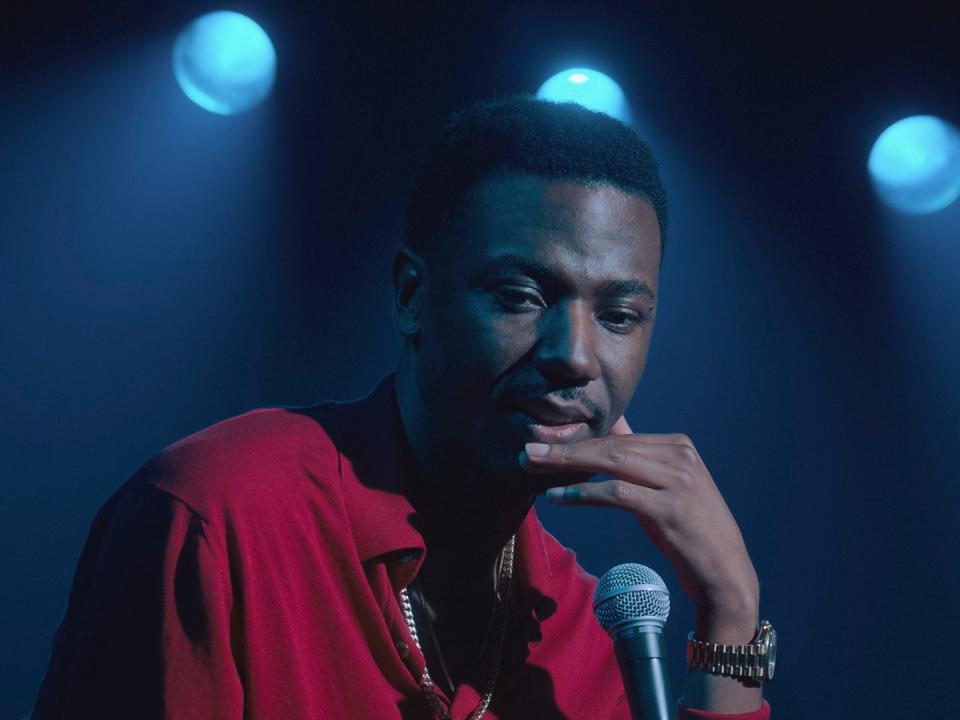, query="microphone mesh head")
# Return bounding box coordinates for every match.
[593,563,670,634]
